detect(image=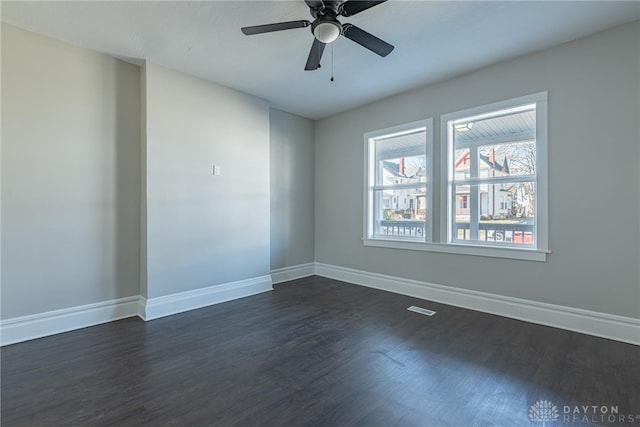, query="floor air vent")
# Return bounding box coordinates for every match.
[407,306,436,316]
